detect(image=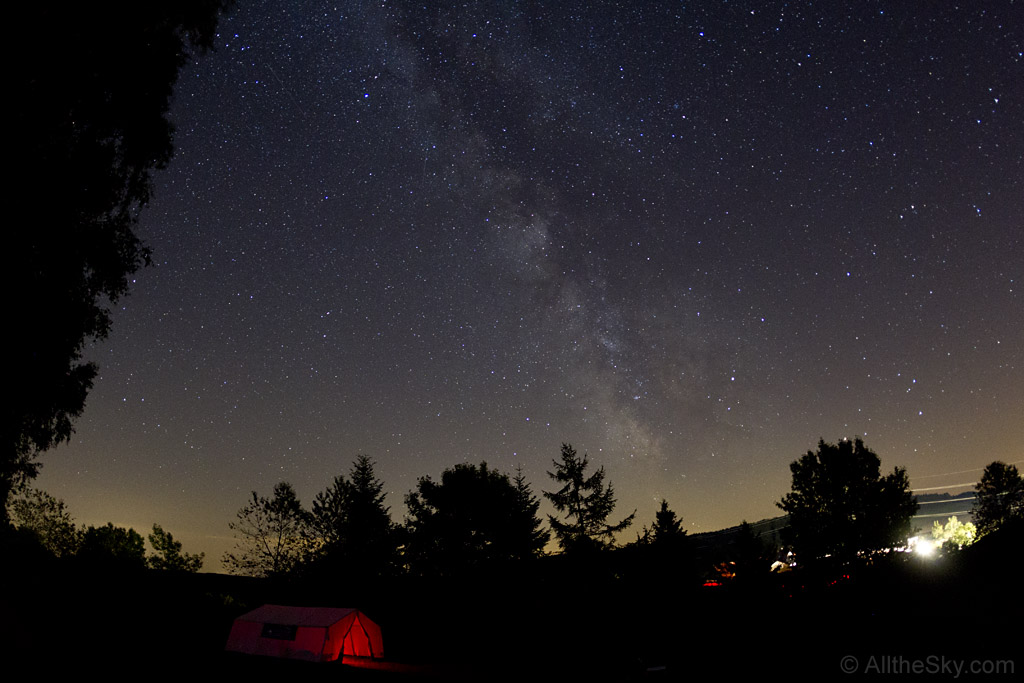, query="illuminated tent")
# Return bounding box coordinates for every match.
[225,604,384,662]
